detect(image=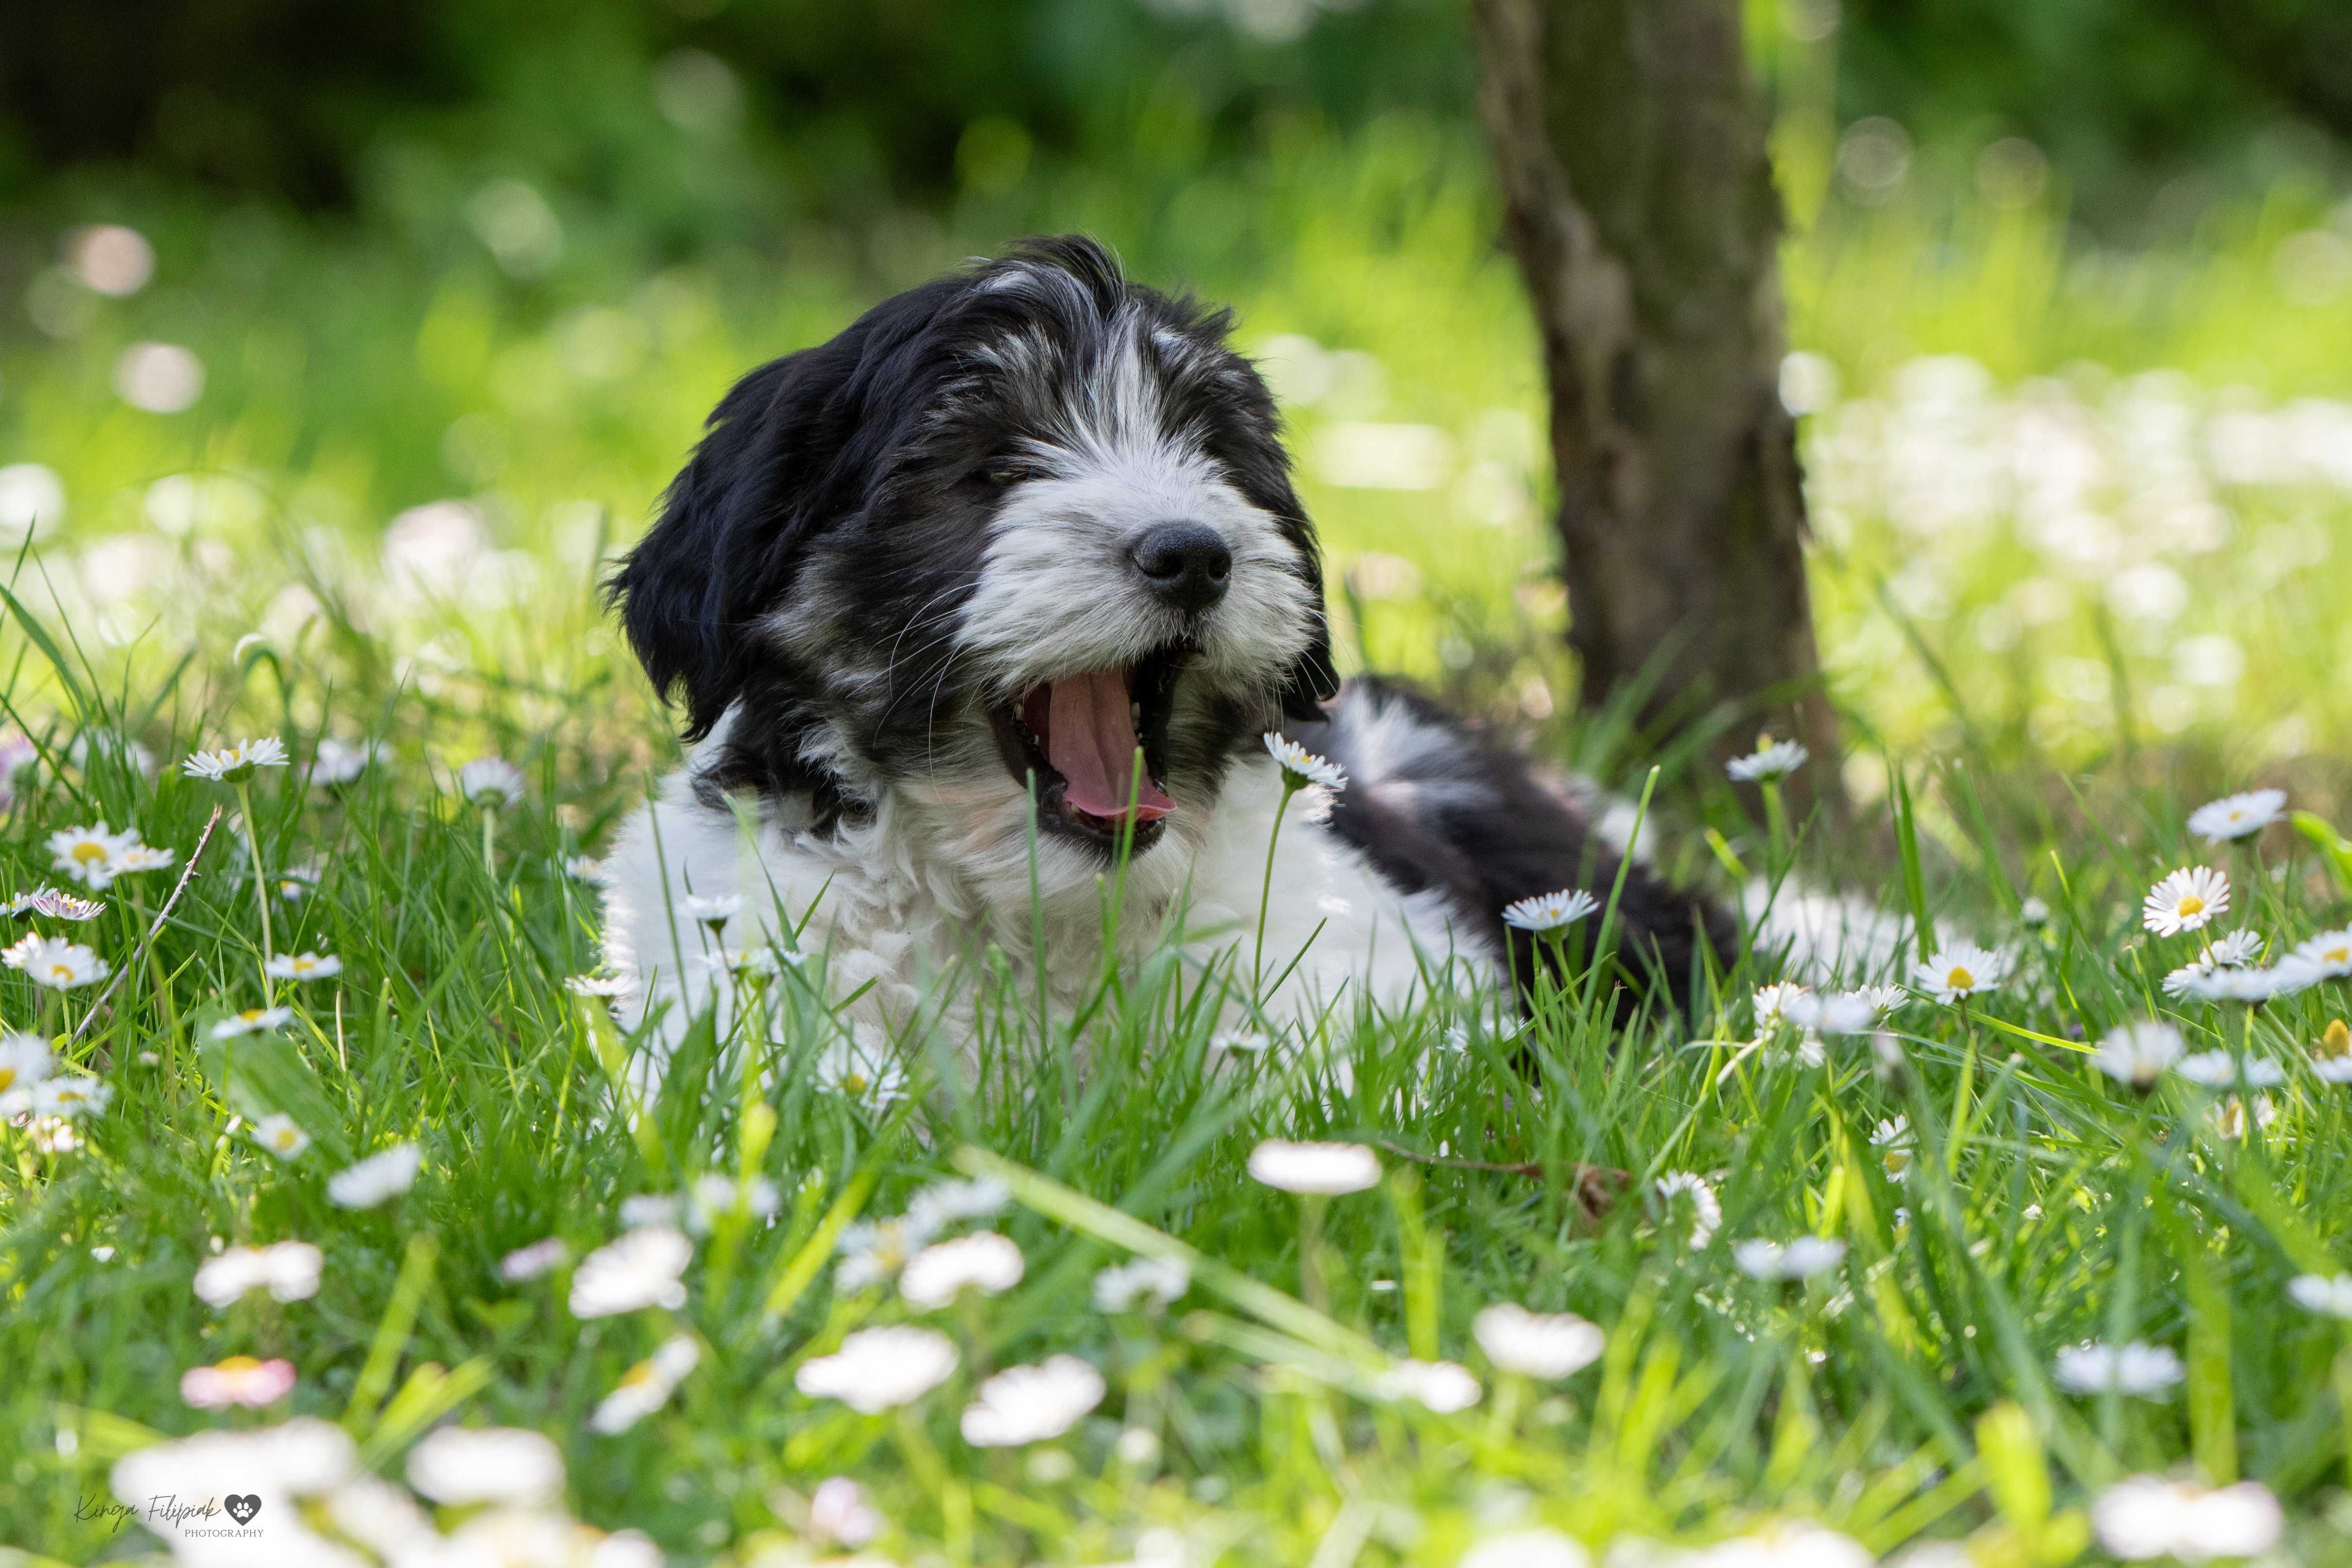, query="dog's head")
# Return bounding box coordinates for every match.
[612,236,1337,896]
